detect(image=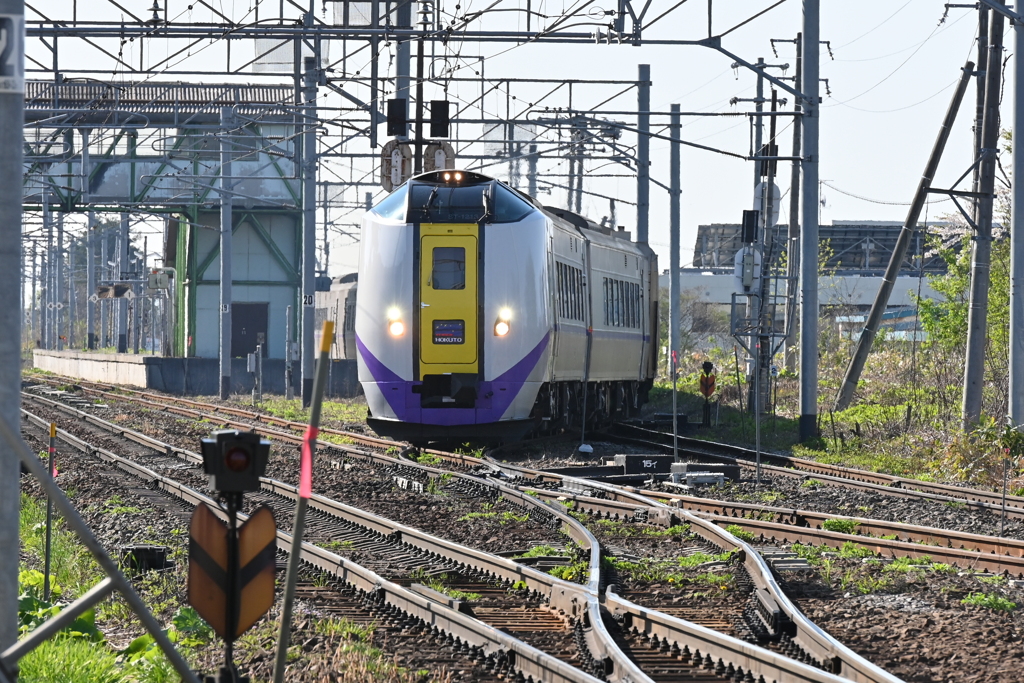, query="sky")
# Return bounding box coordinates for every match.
[22,1,991,277]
